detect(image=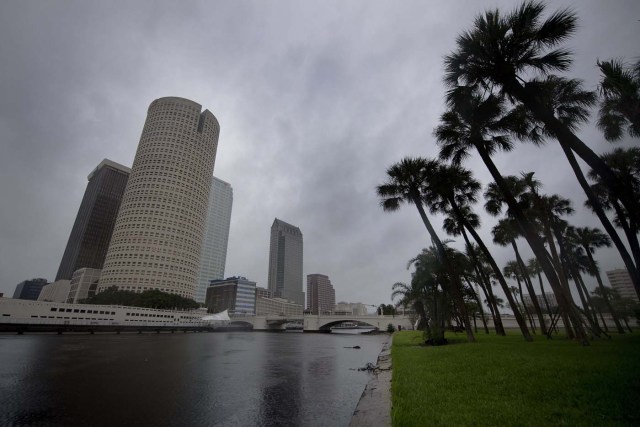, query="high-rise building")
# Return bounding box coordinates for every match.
[13,278,48,300]
[606,268,638,302]
[98,97,220,299]
[195,176,233,303]
[205,276,256,314]
[306,274,336,314]
[56,159,130,281]
[267,218,304,306]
